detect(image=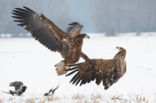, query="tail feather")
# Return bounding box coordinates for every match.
[1,91,14,95]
